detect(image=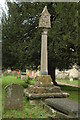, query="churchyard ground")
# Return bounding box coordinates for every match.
[2,75,80,118]
[56,79,80,87]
